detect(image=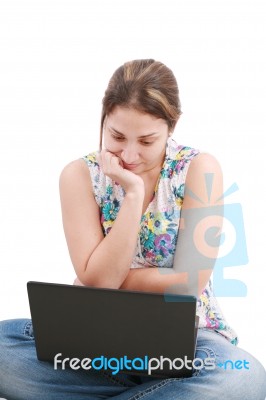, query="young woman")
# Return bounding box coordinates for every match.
[0,59,265,400]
